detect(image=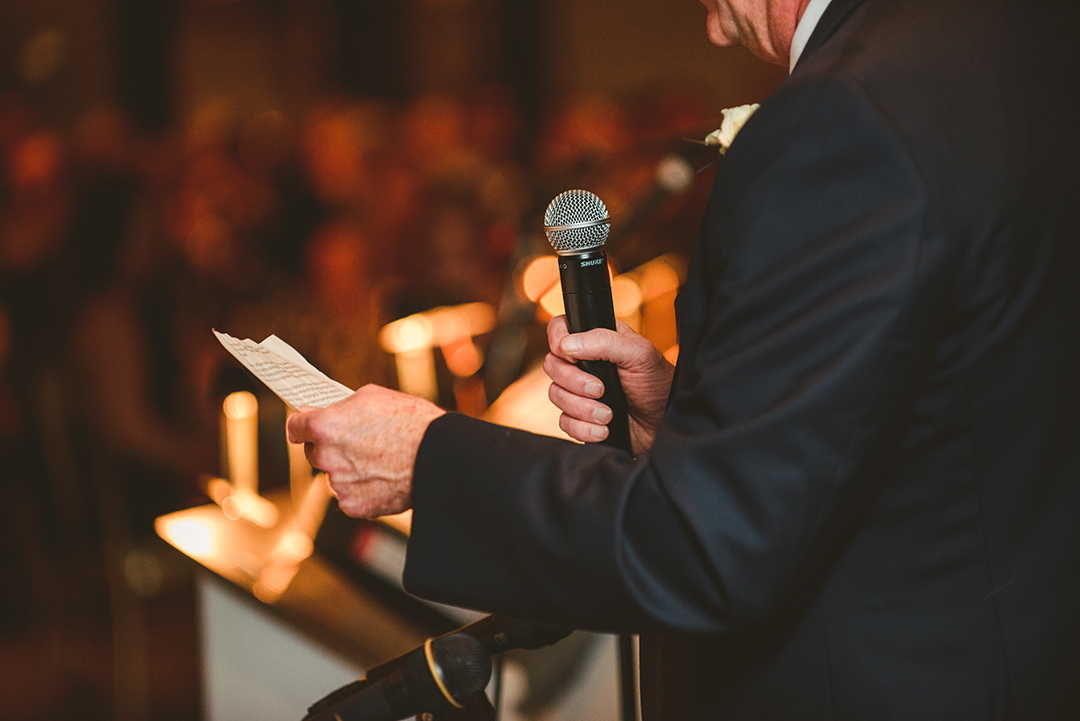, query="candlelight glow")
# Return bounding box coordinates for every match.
[158,518,216,558]
[220,490,280,529]
[611,276,643,319]
[393,349,438,400]
[444,340,483,377]
[521,256,560,302]
[428,307,469,347]
[223,390,258,419]
[223,390,259,496]
[427,303,496,346]
[638,258,681,300]
[252,561,299,604]
[206,477,233,505]
[379,314,435,354]
[538,284,564,319]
